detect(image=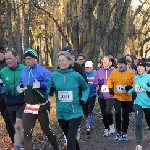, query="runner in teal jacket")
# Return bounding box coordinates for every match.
[47,68,89,120]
